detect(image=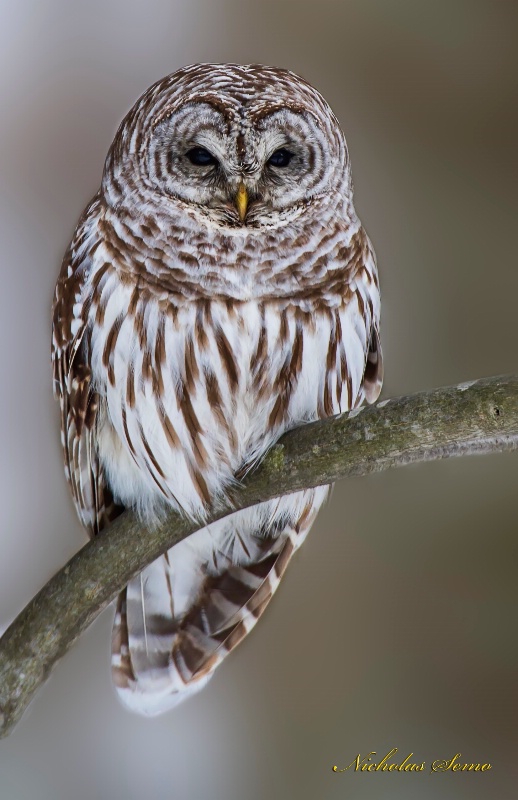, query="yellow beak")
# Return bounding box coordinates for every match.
[236,182,248,222]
